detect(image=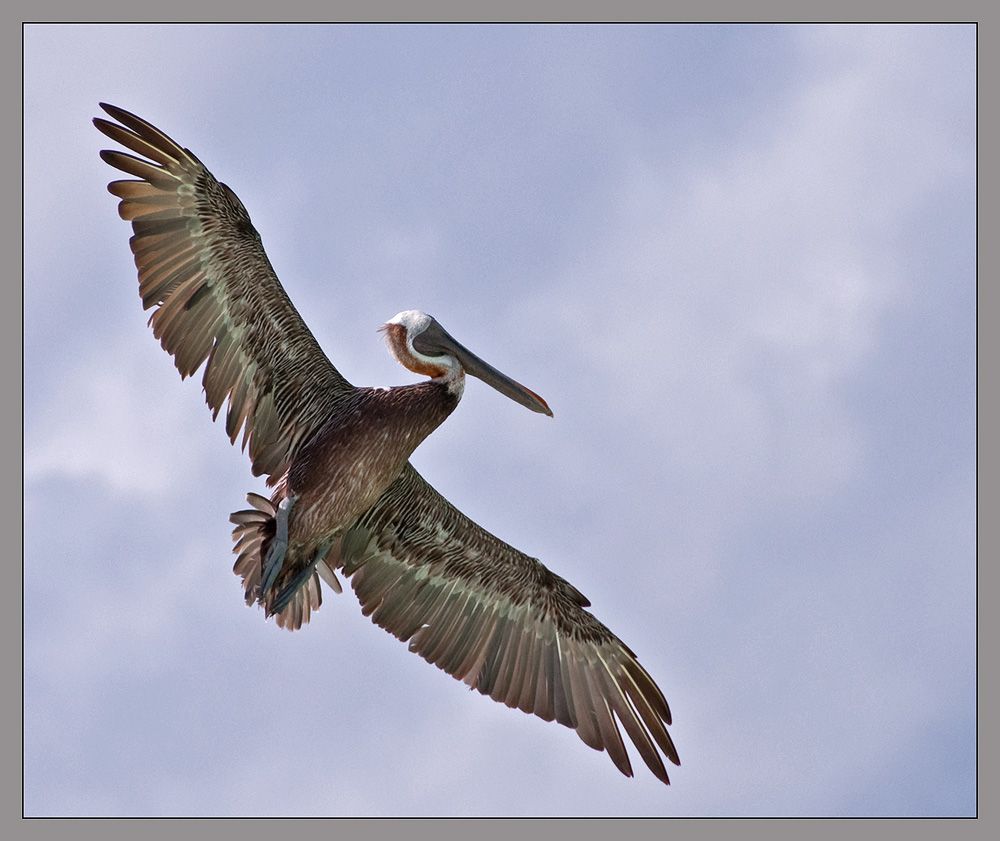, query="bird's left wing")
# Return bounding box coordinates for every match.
[93,103,355,481]
[338,464,680,785]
